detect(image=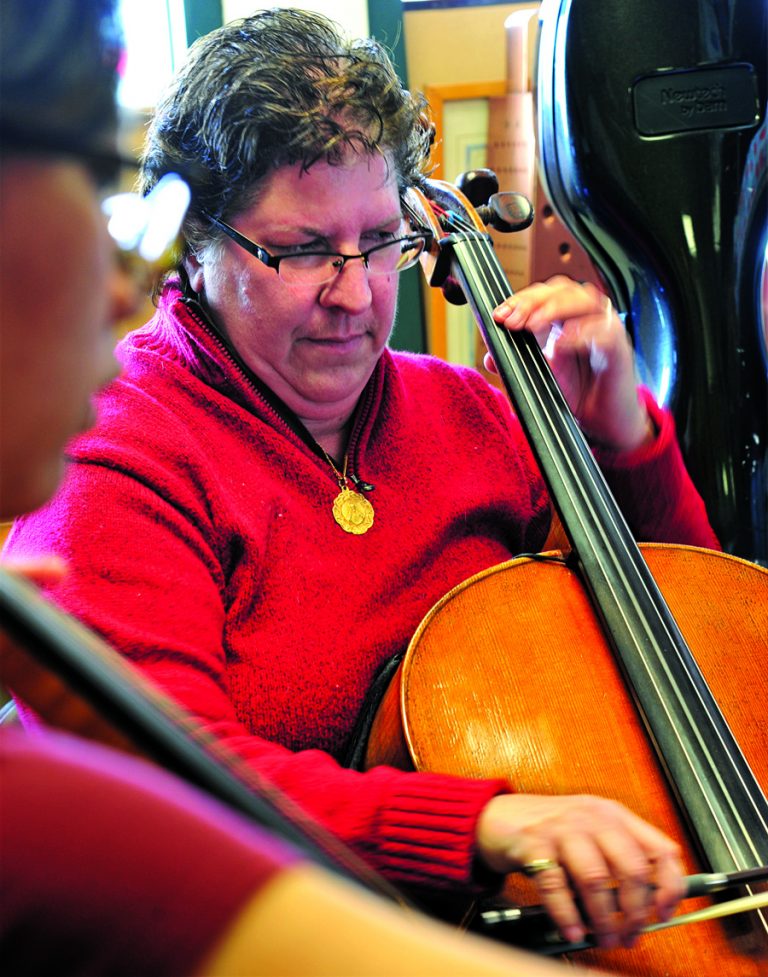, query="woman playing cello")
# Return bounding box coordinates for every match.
[5,7,726,960]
